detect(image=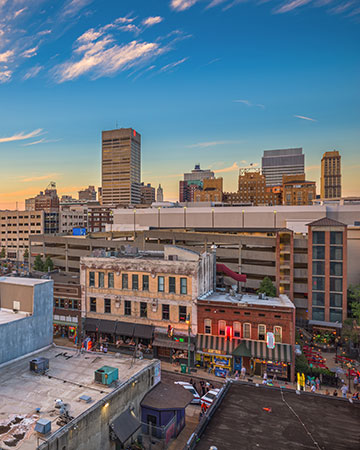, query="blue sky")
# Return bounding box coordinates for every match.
[0,0,359,206]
